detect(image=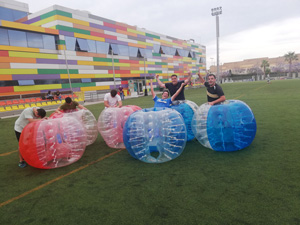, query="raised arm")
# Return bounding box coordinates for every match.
[78,104,87,110]
[183,70,192,85]
[150,79,156,98]
[197,70,206,83]
[156,74,166,88]
[171,83,185,102]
